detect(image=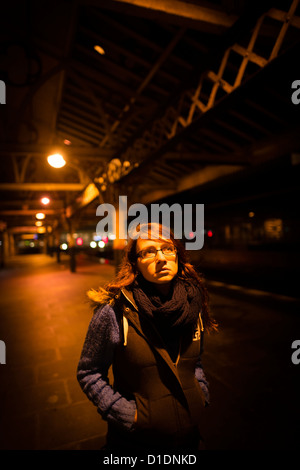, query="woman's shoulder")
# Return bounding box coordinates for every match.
[86,298,122,342]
